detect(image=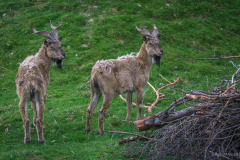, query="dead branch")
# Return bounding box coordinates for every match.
[123,67,240,160]
[159,73,172,84]
[133,105,206,132]
[157,77,180,92]
[159,83,188,94]
[231,68,240,84]
[119,77,180,113]
[146,81,162,112]
[176,55,240,61]
[176,56,240,61]
[119,94,136,106]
